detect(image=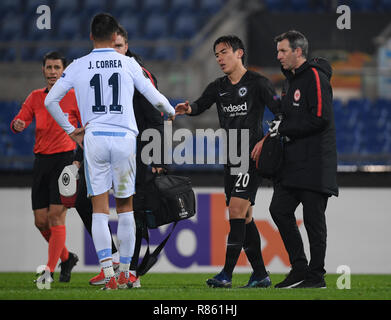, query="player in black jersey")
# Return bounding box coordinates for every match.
[175,35,280,288]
